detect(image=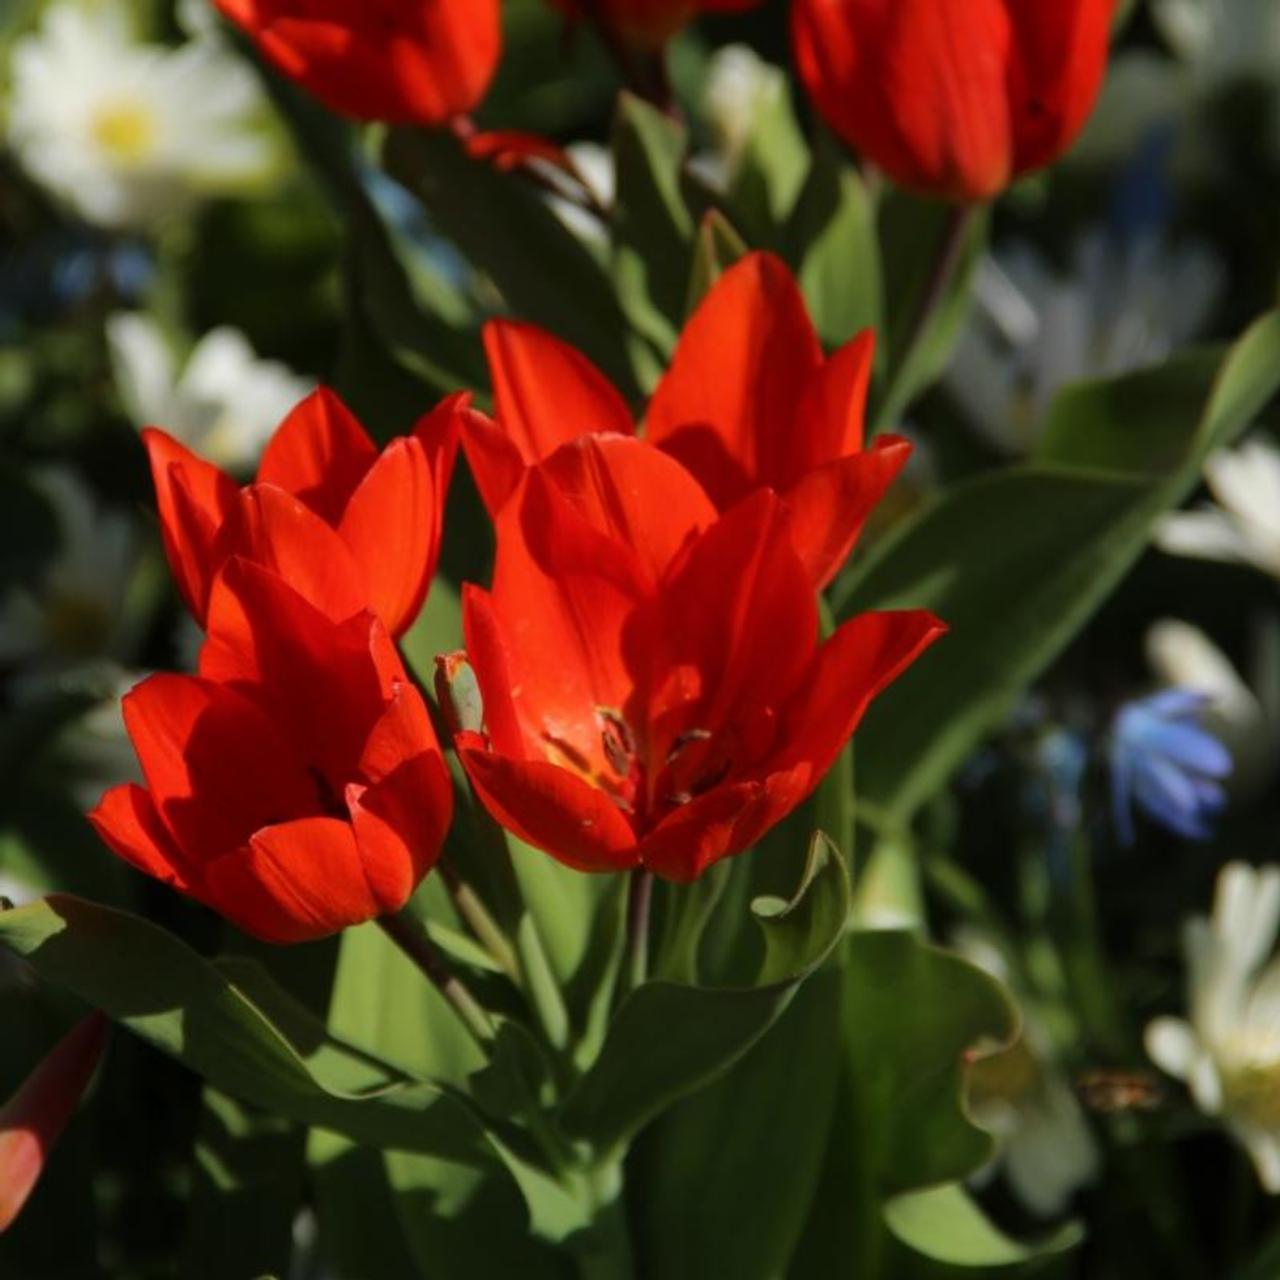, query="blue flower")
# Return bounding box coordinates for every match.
[1109,689,1232,845]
